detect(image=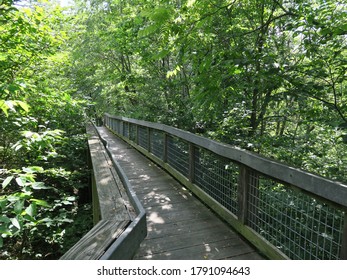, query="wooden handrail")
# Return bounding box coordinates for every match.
[60,123,146,260]
[104,113,347,260]
[104,114,347,208]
